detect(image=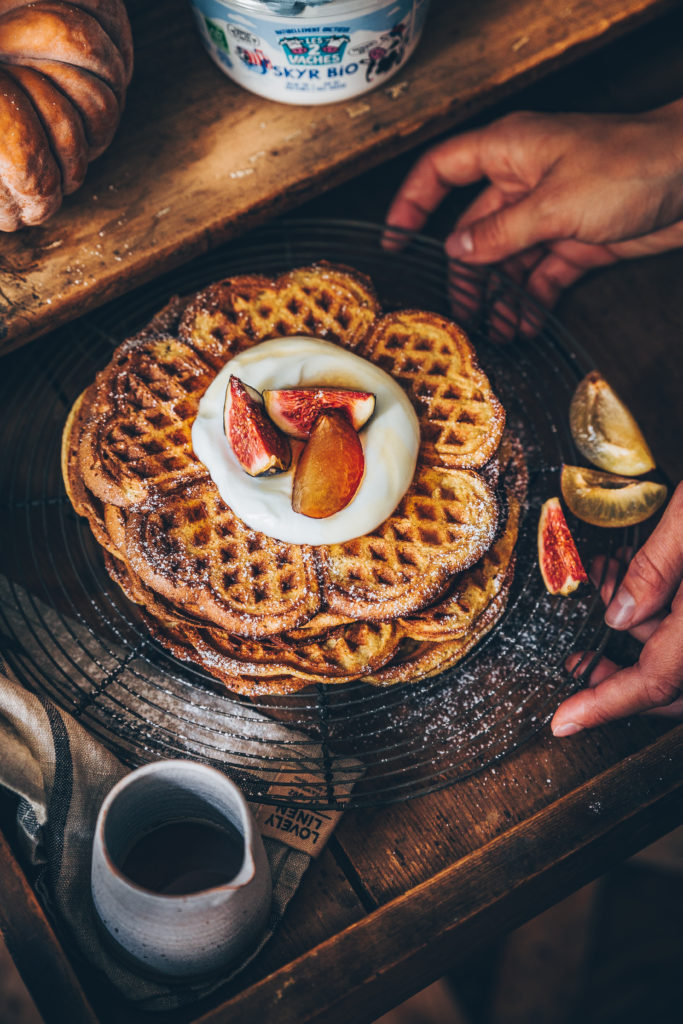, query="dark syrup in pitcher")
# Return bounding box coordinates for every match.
[120,818,244,895]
